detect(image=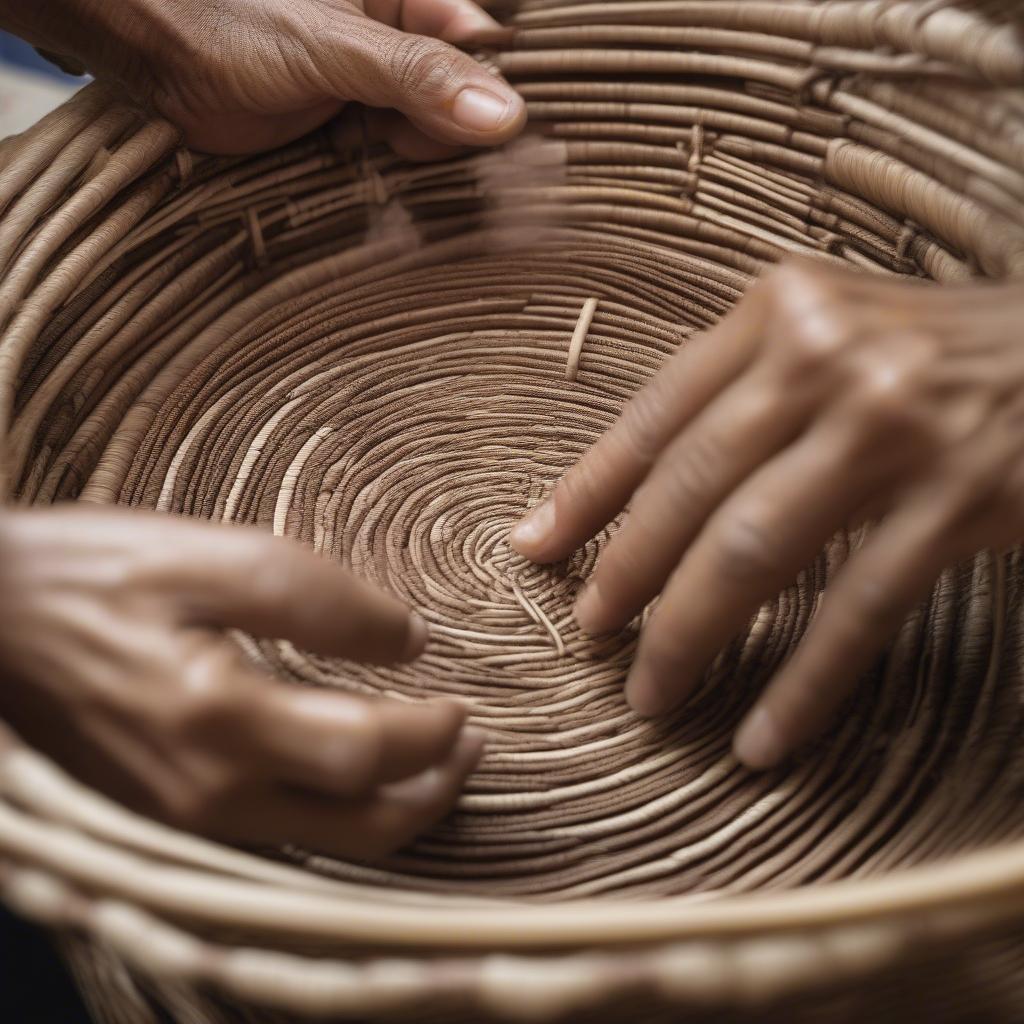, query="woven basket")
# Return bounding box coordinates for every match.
[2,1,1024,1021]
